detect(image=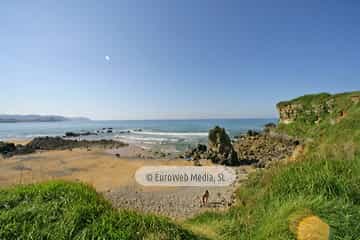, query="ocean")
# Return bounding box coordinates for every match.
[0,119,277,152]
